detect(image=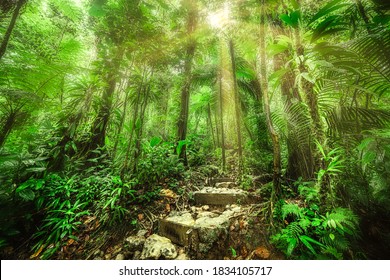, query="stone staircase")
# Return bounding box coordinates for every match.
[157,177,260,259]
